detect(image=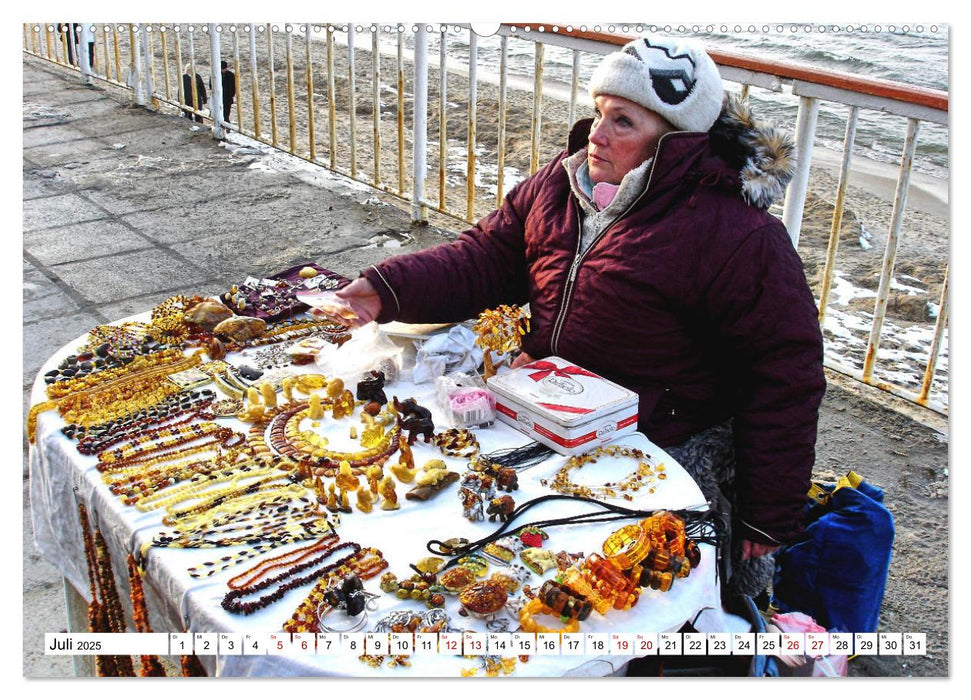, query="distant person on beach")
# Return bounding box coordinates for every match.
[182,64,207,123]
[63,23,94,70]
[336,36,826,597]
[219,61,236,124]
